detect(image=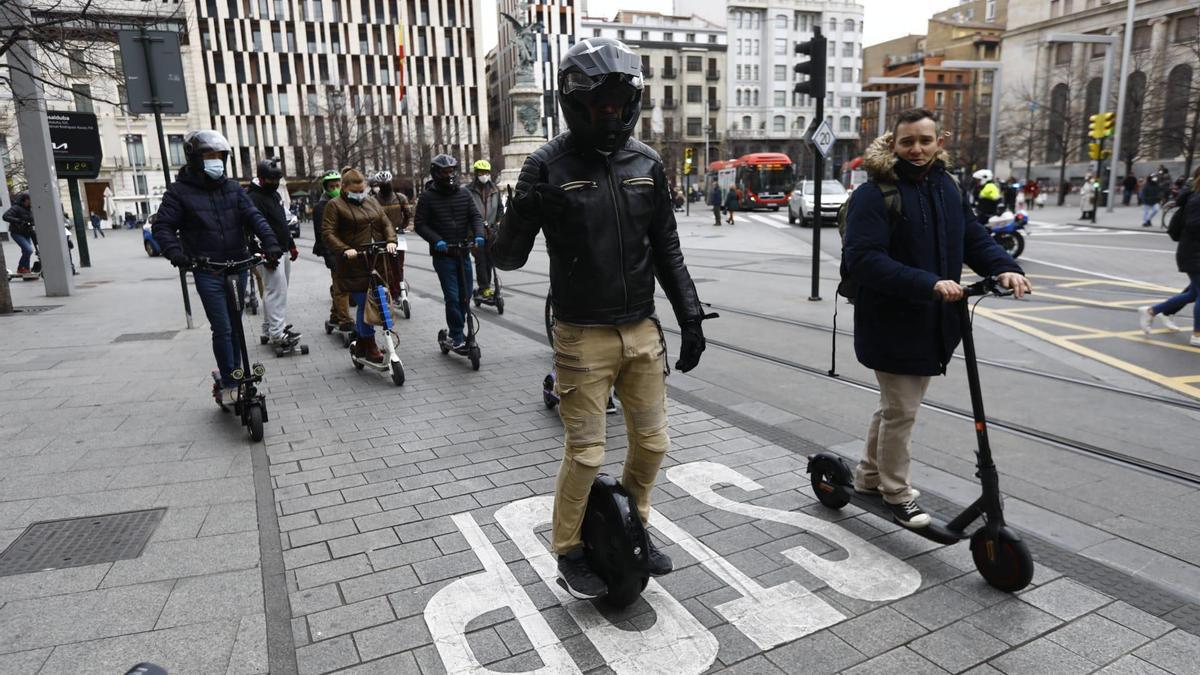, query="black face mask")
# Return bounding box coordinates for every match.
[895,156,938,182]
